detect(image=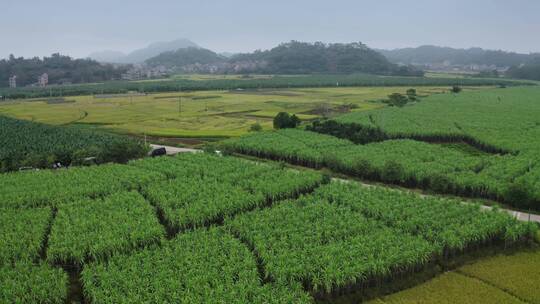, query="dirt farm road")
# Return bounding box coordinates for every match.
[149,144,200,155]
